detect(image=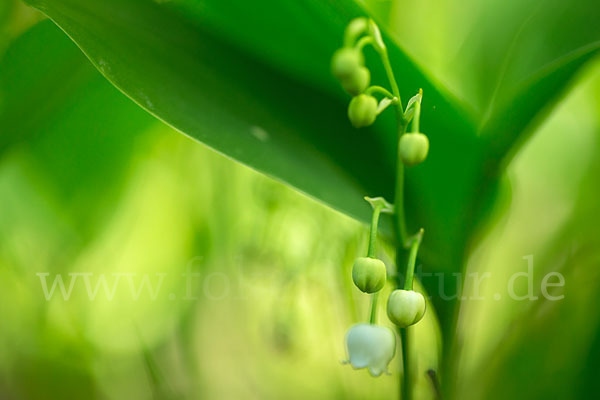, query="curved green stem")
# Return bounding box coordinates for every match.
[378,49,402,108]
[369,292,379,324]
[404,229,424,290]
[354,35,373,52]
[367,205,382,258]
[343,19,369,48]
[394,124,409,248]
[394,101,411,400]
[366,85,395,98]
[379,50,404,125]
[367,202,382,326]
[379,52,416,400]
[411,95,421,133]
